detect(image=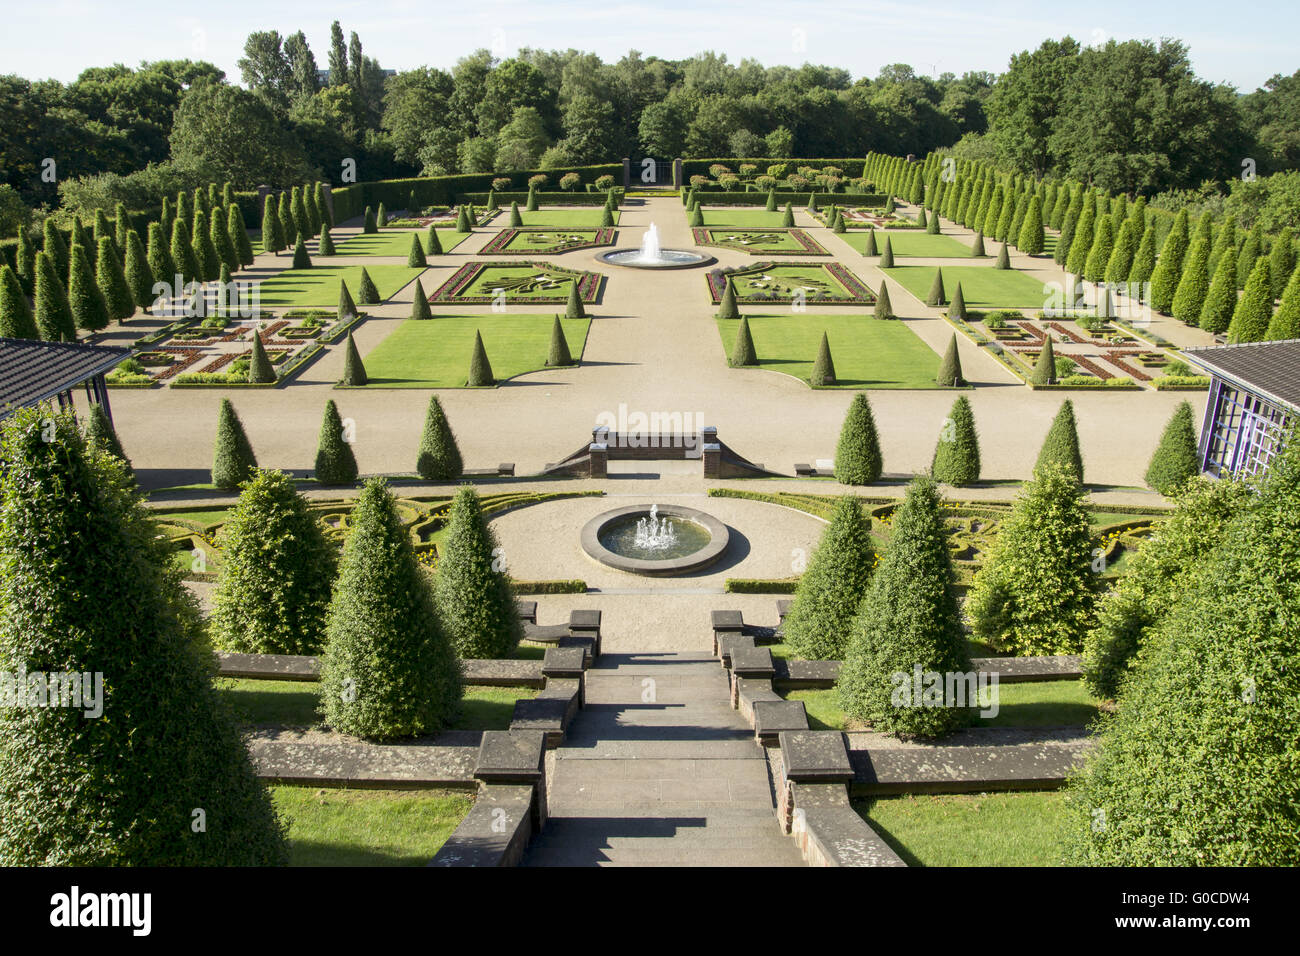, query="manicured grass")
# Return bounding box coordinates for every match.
[257,264,423,308]
[714,313,943,388]
[699,209,789,228]
[358,314,591,387]
[855,791,1067,866]
[453,265,593,300]
[977,679,1102,729]
[152,507,232,527]
[780,679,1098,732]
[721,264,872,303]
[271,786,472,866]
[332,230,470,257]
[498,229,608,252]
[697,228,827,255]
[215,678,538,730]
[840,230,975,259]
[516,208,620,227]
[884,265,1049,308]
